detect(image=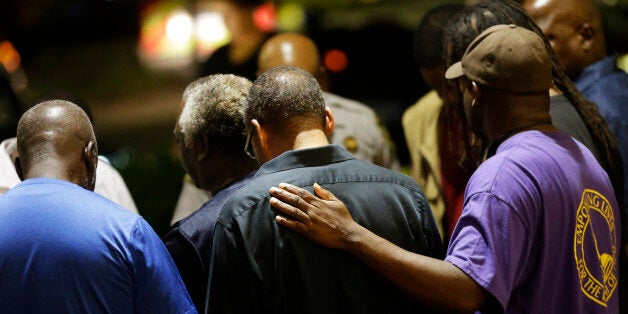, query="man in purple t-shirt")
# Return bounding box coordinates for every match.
[265,25,620,313]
